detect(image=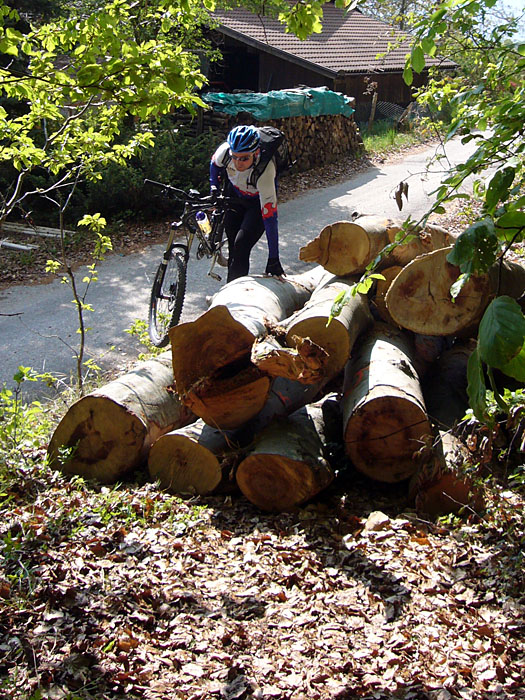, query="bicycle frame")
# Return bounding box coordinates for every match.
[146,179,230,282]
[180,200,227,282]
